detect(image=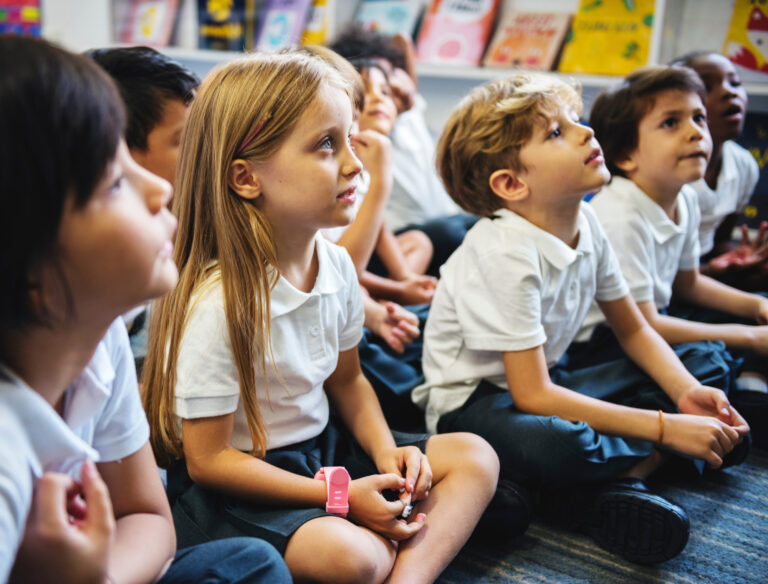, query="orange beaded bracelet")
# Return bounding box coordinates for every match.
[656,409,665,447]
